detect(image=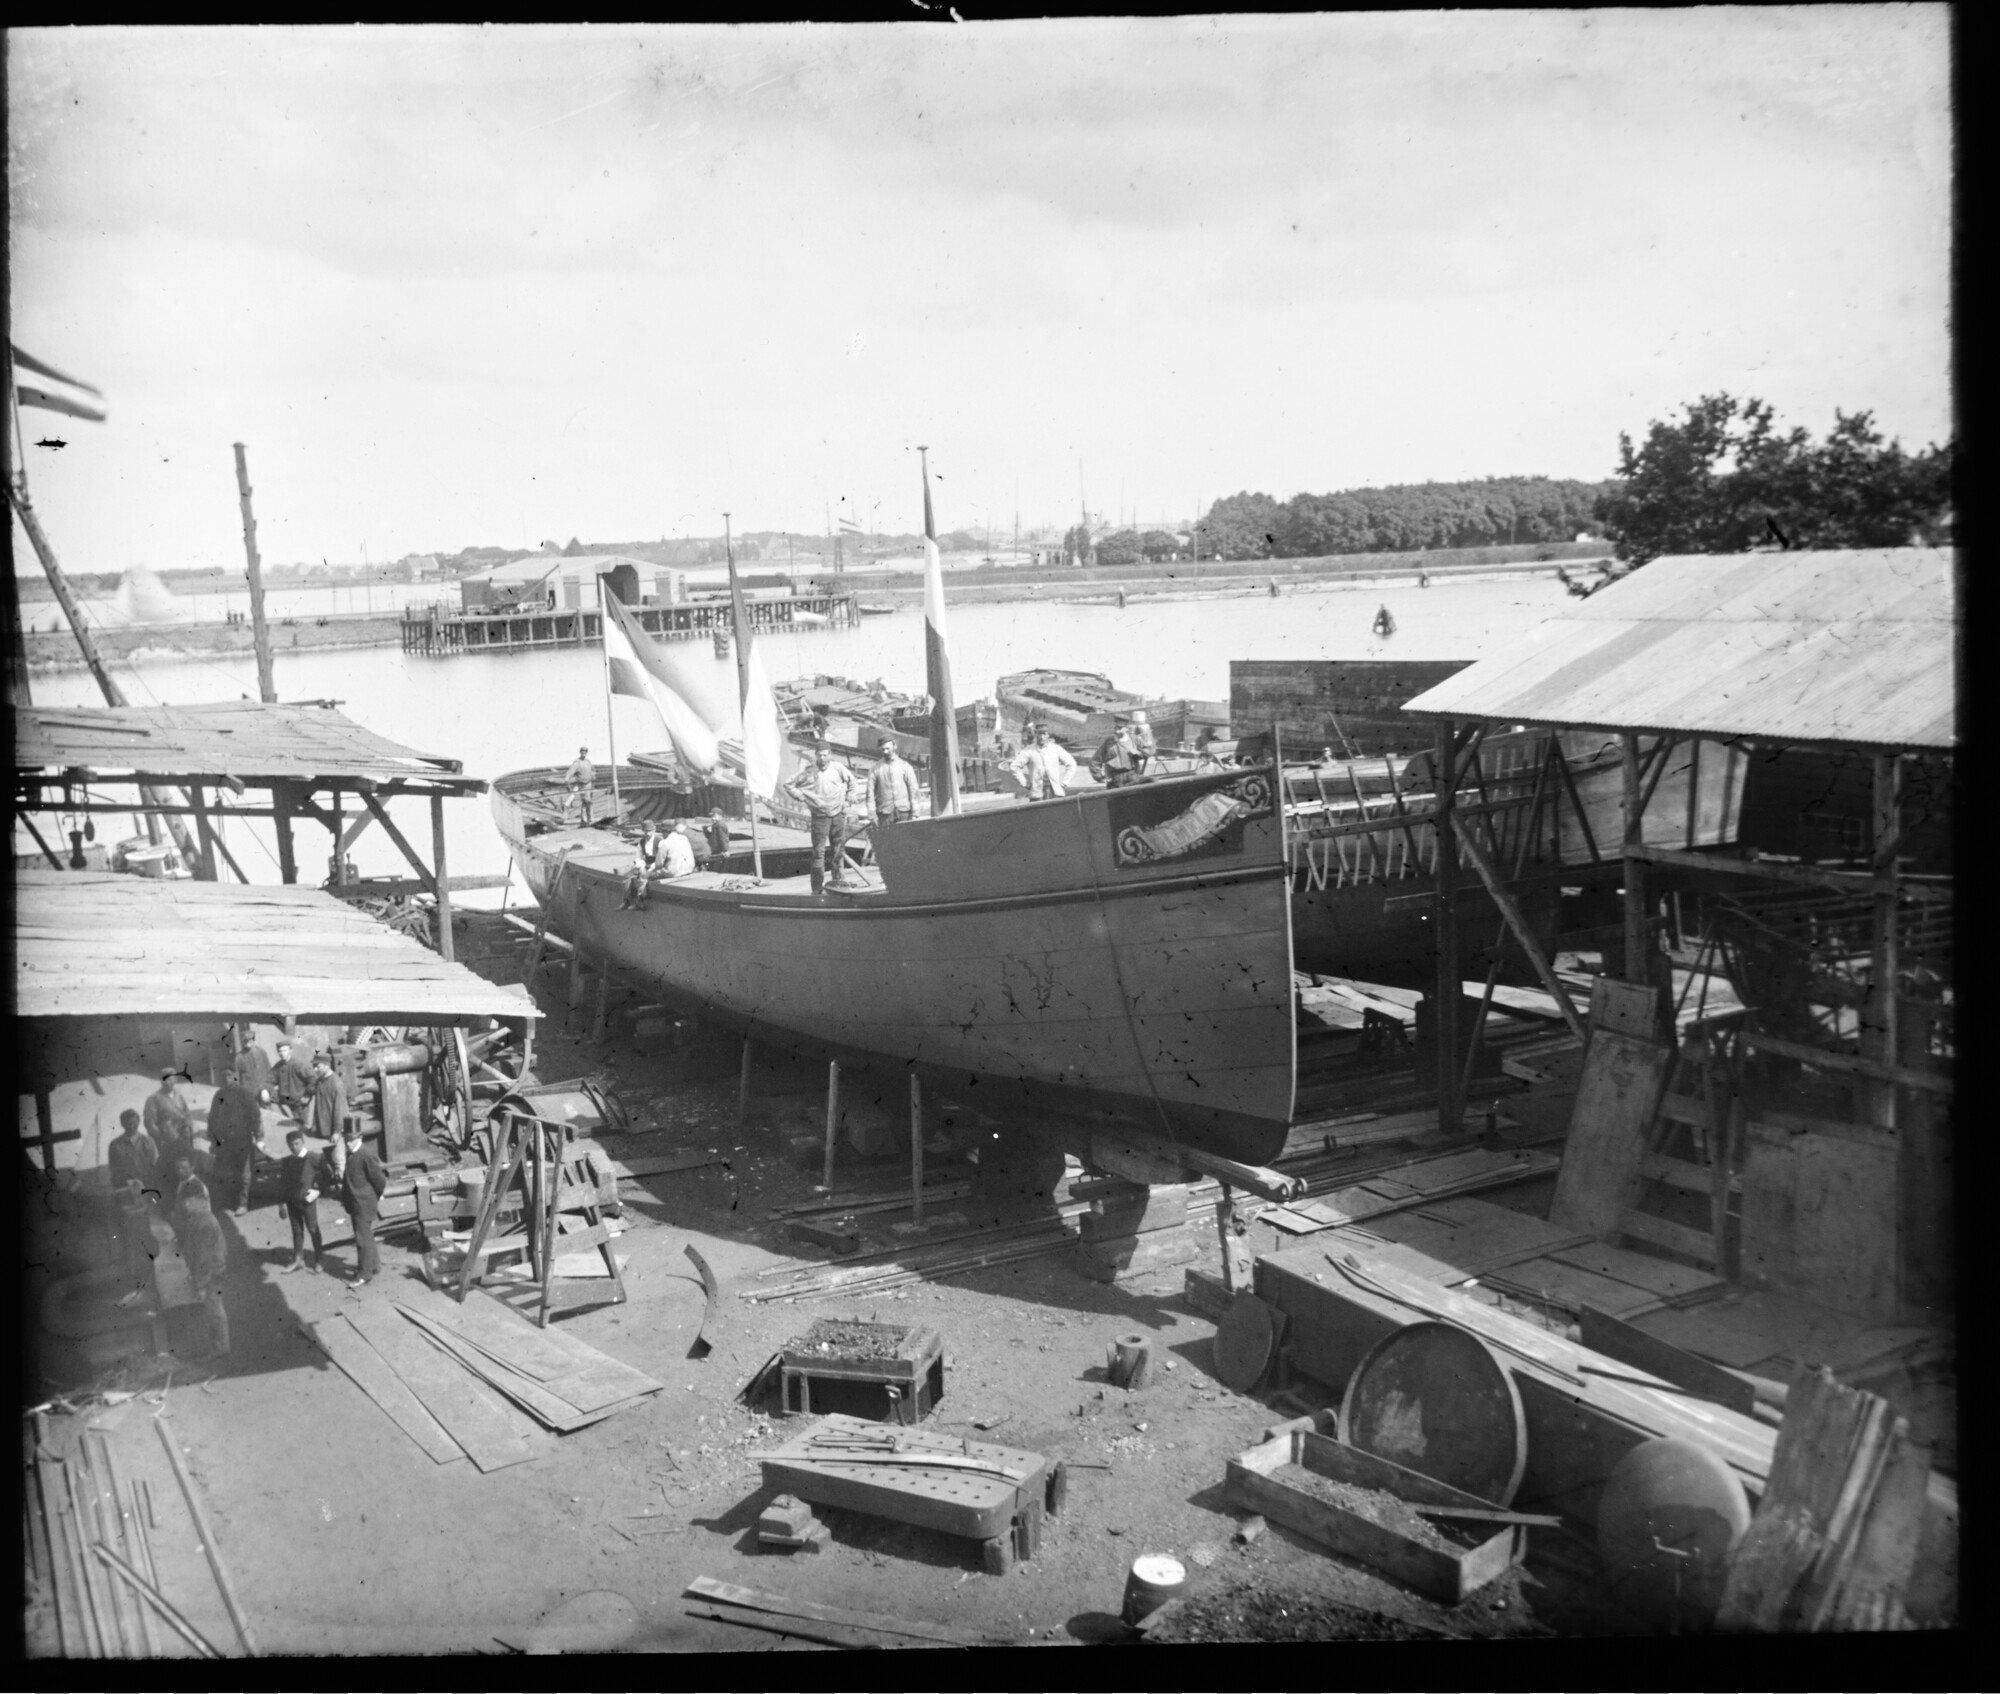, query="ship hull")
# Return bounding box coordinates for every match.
[494,765,1298,1166]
